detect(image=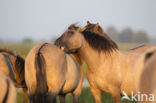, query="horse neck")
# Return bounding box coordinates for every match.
[6,54,24,83]
[79,39,119,72]
[69,53,83,65]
